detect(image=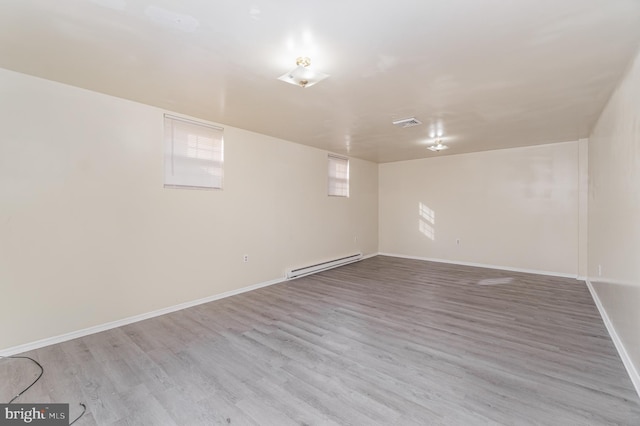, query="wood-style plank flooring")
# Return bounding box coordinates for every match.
[1,256,639,425]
